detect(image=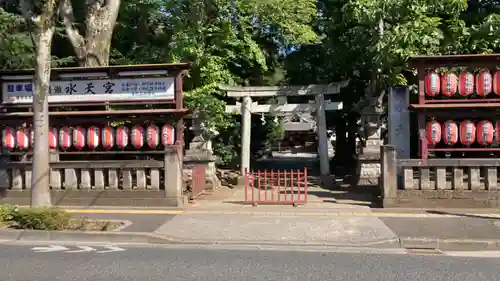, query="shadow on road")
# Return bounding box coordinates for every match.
[426,210,499,220]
